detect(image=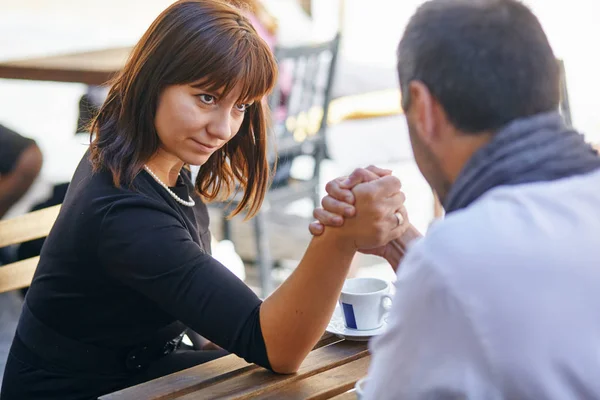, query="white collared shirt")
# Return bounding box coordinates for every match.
[364,169,600,400]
